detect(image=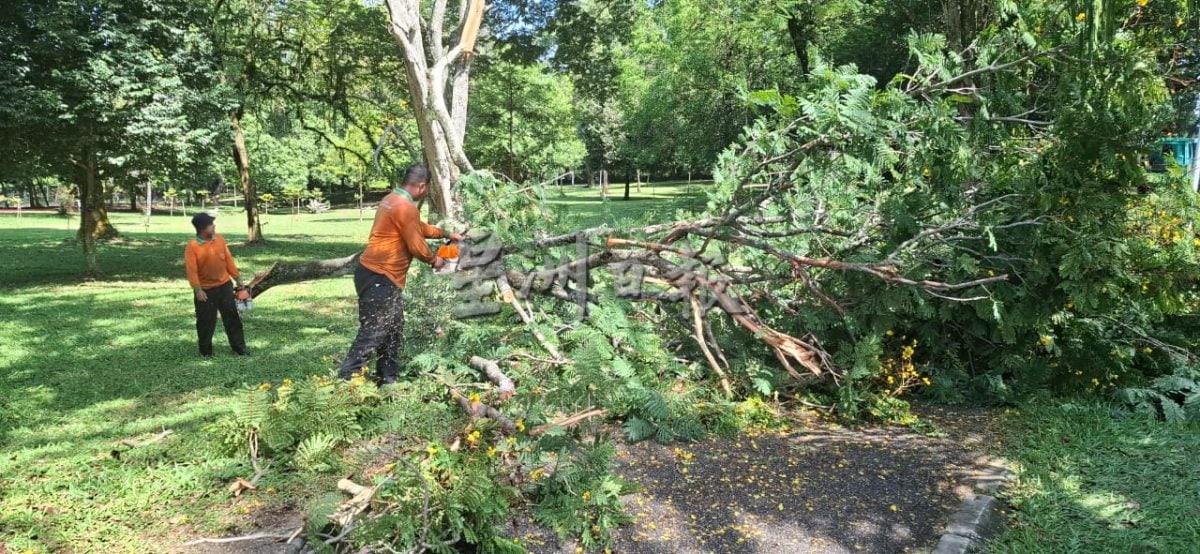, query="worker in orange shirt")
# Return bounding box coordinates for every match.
[339,165,462,384]
[185,212,249,357]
